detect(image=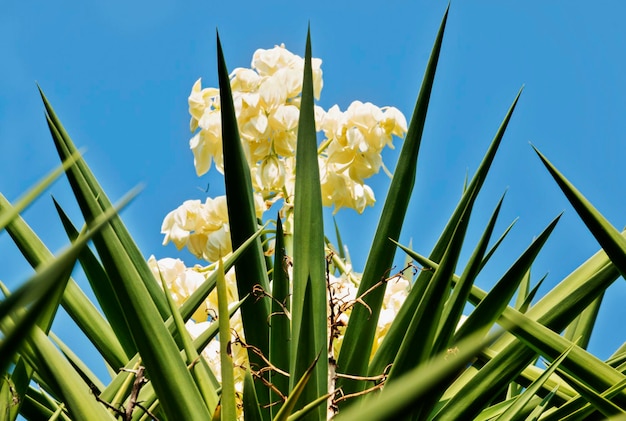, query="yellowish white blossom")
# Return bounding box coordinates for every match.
[147,255,209,322]
[372,277,411,355]
[180,44,406,220]
[161,194,265,263]
[154,42,413,421]
[161,196,231,262]
[320,167,376,214]
[254,154,285,194]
